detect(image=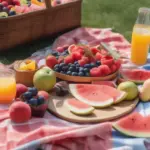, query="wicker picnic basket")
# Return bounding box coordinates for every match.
[0,0,82,51]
